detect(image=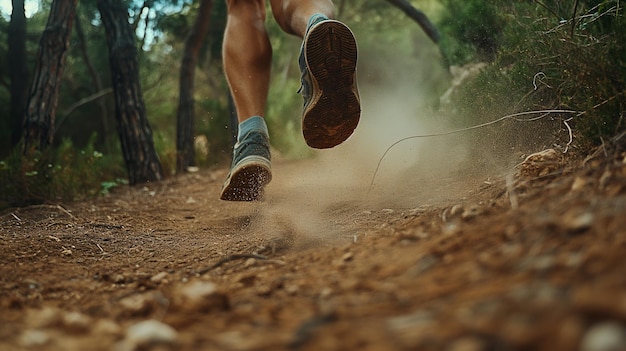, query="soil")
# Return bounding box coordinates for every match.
[1,142,626,351]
